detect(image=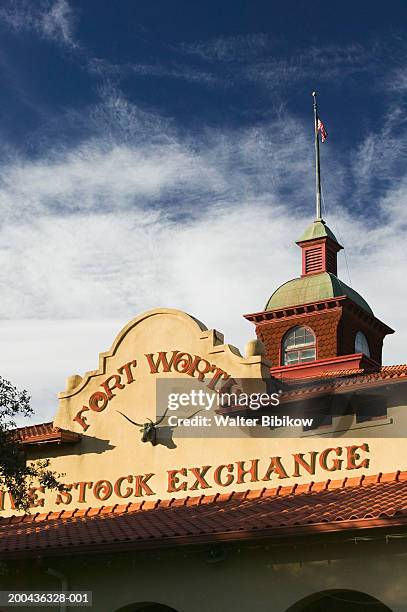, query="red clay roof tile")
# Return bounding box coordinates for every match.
[0,470,406,556]
[12,422,81,445]
[281,364,407,397]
